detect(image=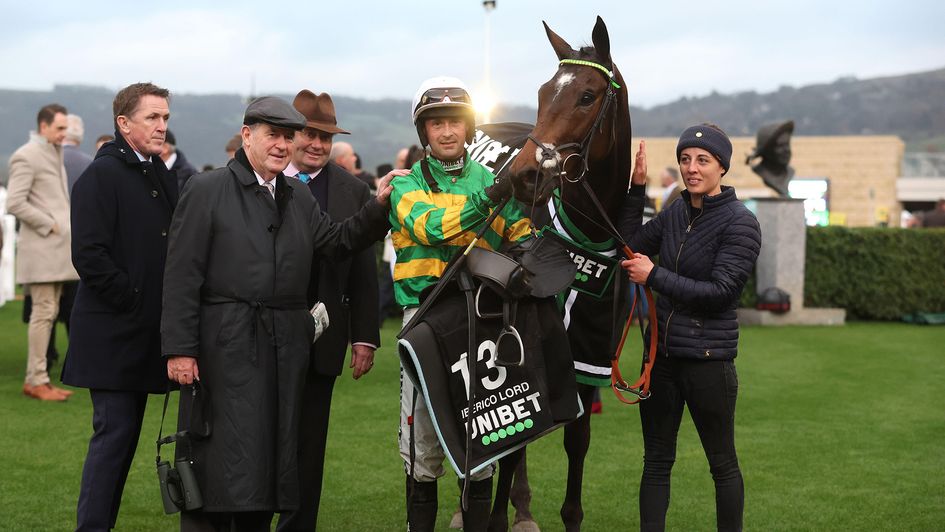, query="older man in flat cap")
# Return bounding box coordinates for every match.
[161,96,402,531]
[277,90,380,532]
